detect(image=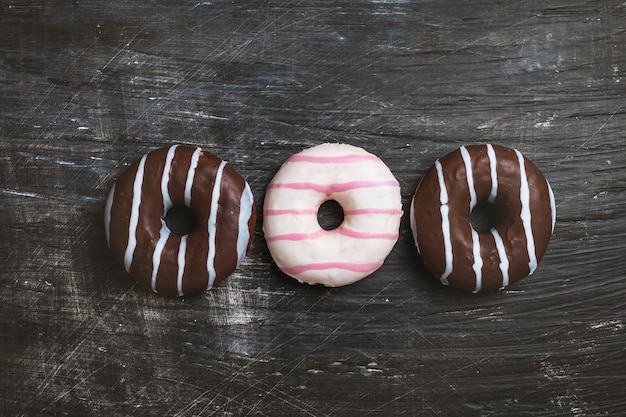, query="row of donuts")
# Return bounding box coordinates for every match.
[104,143,556,295]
